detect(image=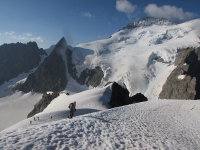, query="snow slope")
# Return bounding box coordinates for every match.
[70,19,200,99]
[1,100,200,149]
[42,85,111,114]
